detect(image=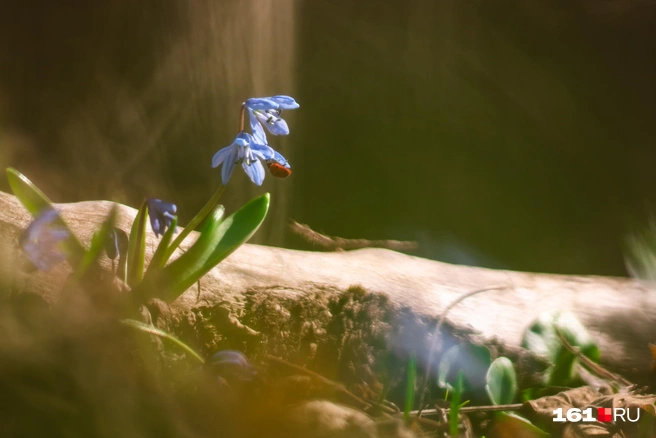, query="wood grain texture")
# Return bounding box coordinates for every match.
[1,190,654,378]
